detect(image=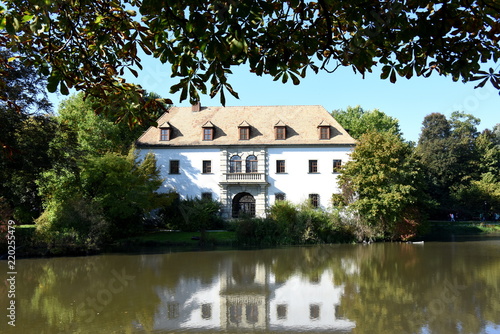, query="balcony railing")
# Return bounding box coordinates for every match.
[222,173,266,183]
